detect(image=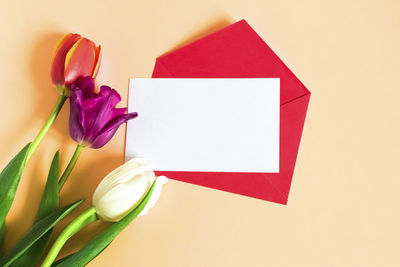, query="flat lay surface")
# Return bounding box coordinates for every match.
[1,0,399,266]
